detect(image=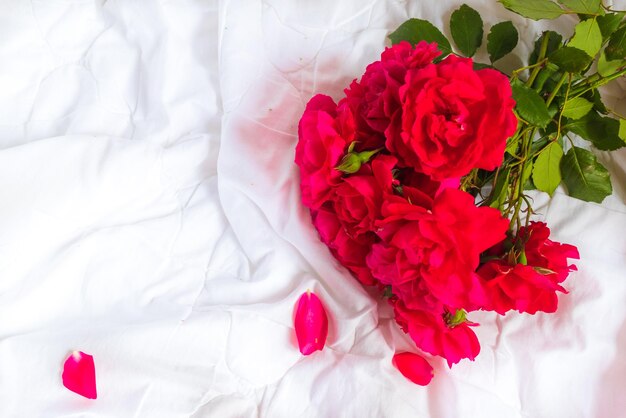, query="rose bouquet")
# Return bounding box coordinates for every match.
[295,0,625,384]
